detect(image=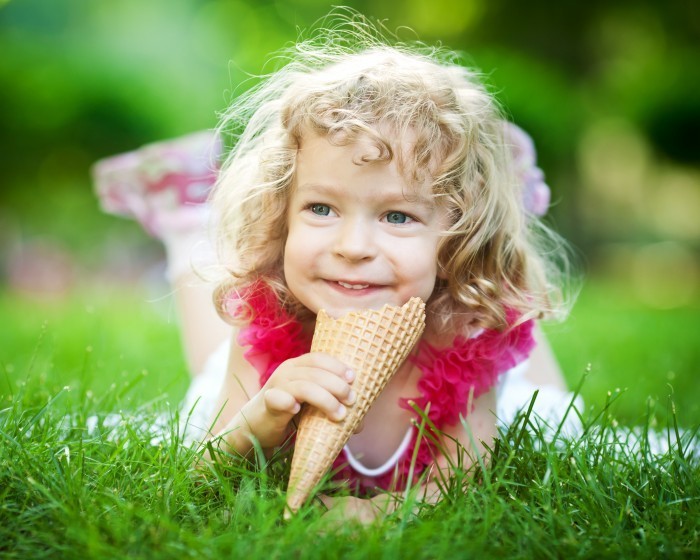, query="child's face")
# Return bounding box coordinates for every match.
[284,131,448,319]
